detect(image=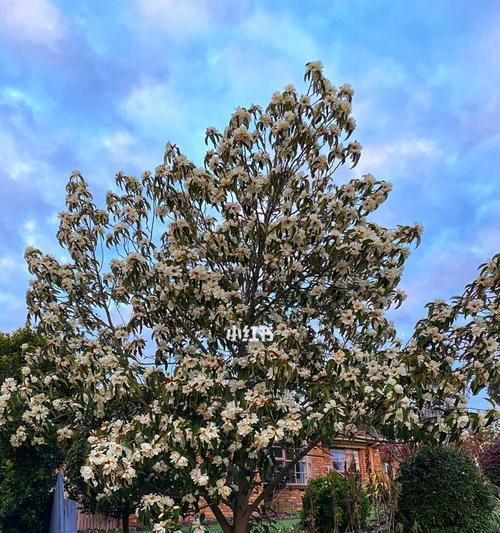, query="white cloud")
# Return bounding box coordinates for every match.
[204,10,319,105]
[240,10,318,60]
[206,46,297,104]
[0,131,36,181]
[23,219,46,248]
[1,87,42,111]
[121,78,187,128]
[119,79,203,158]
[101,131,136,156]
[470,225,500,257]
[0,255,21,283]
[357,137,441,174]
[0,256,16,270]
[100,130,157,170]
[134,0,211,39]
[0,0,64,46]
